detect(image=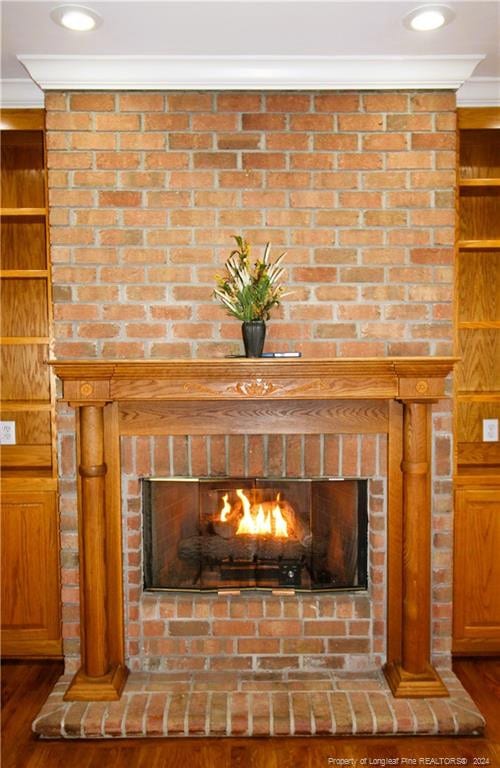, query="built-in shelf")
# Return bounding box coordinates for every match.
[459,178,500,188]
[0,208,46,217]
[1,337,50,345]
[0,401,53,412]
[458,240,500,250]
[458,321,500,329]
[0,270,49,278]
[456,392,500,402]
